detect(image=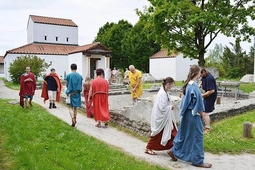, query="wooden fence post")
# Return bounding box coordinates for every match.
[216,96,221,104]
[243,122,253,138]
